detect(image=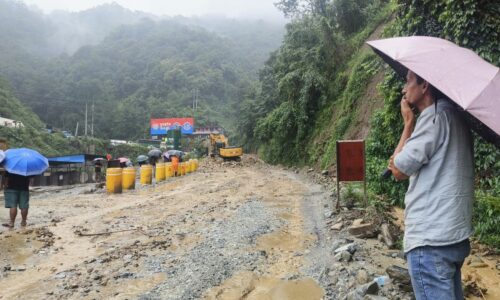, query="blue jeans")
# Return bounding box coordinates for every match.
[406,239,470,300]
